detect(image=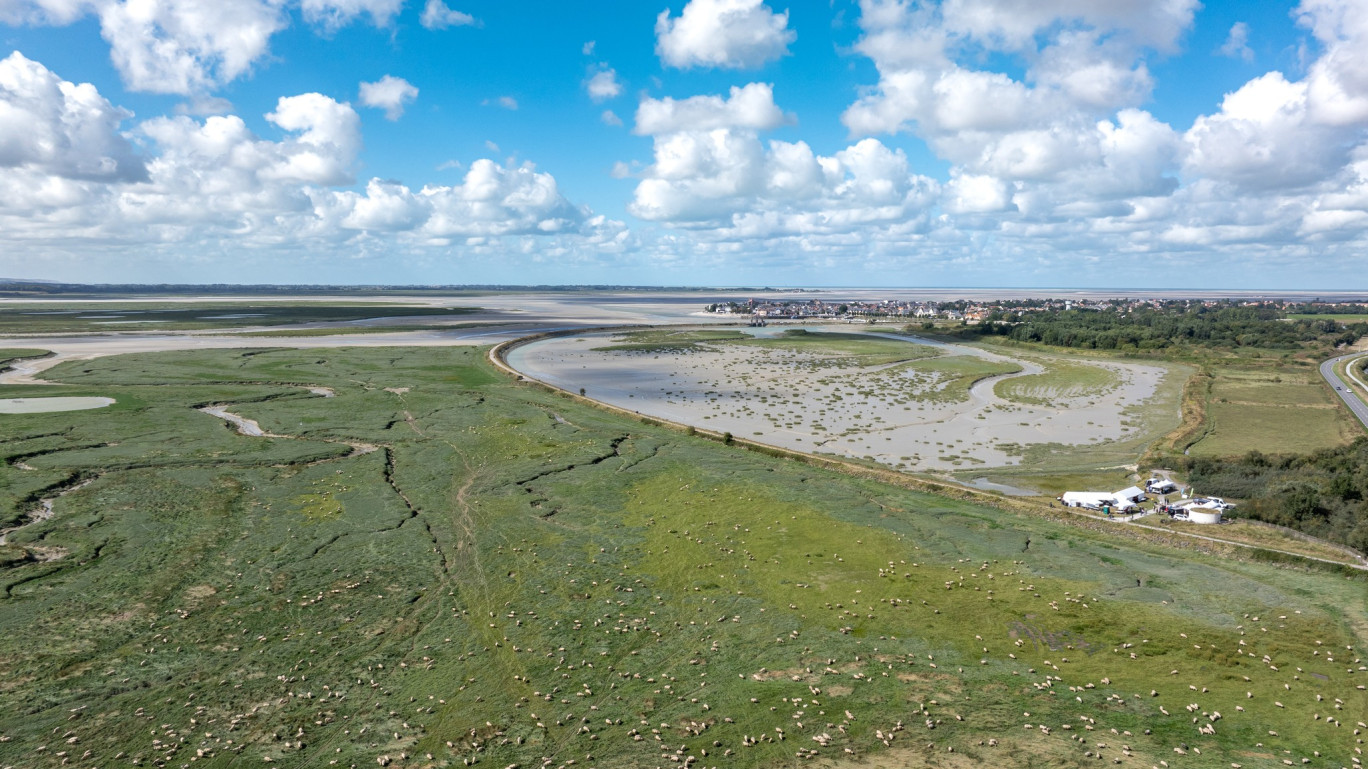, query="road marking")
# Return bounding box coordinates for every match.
[1321,354,1368,432]
[1345,353,1368,394]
